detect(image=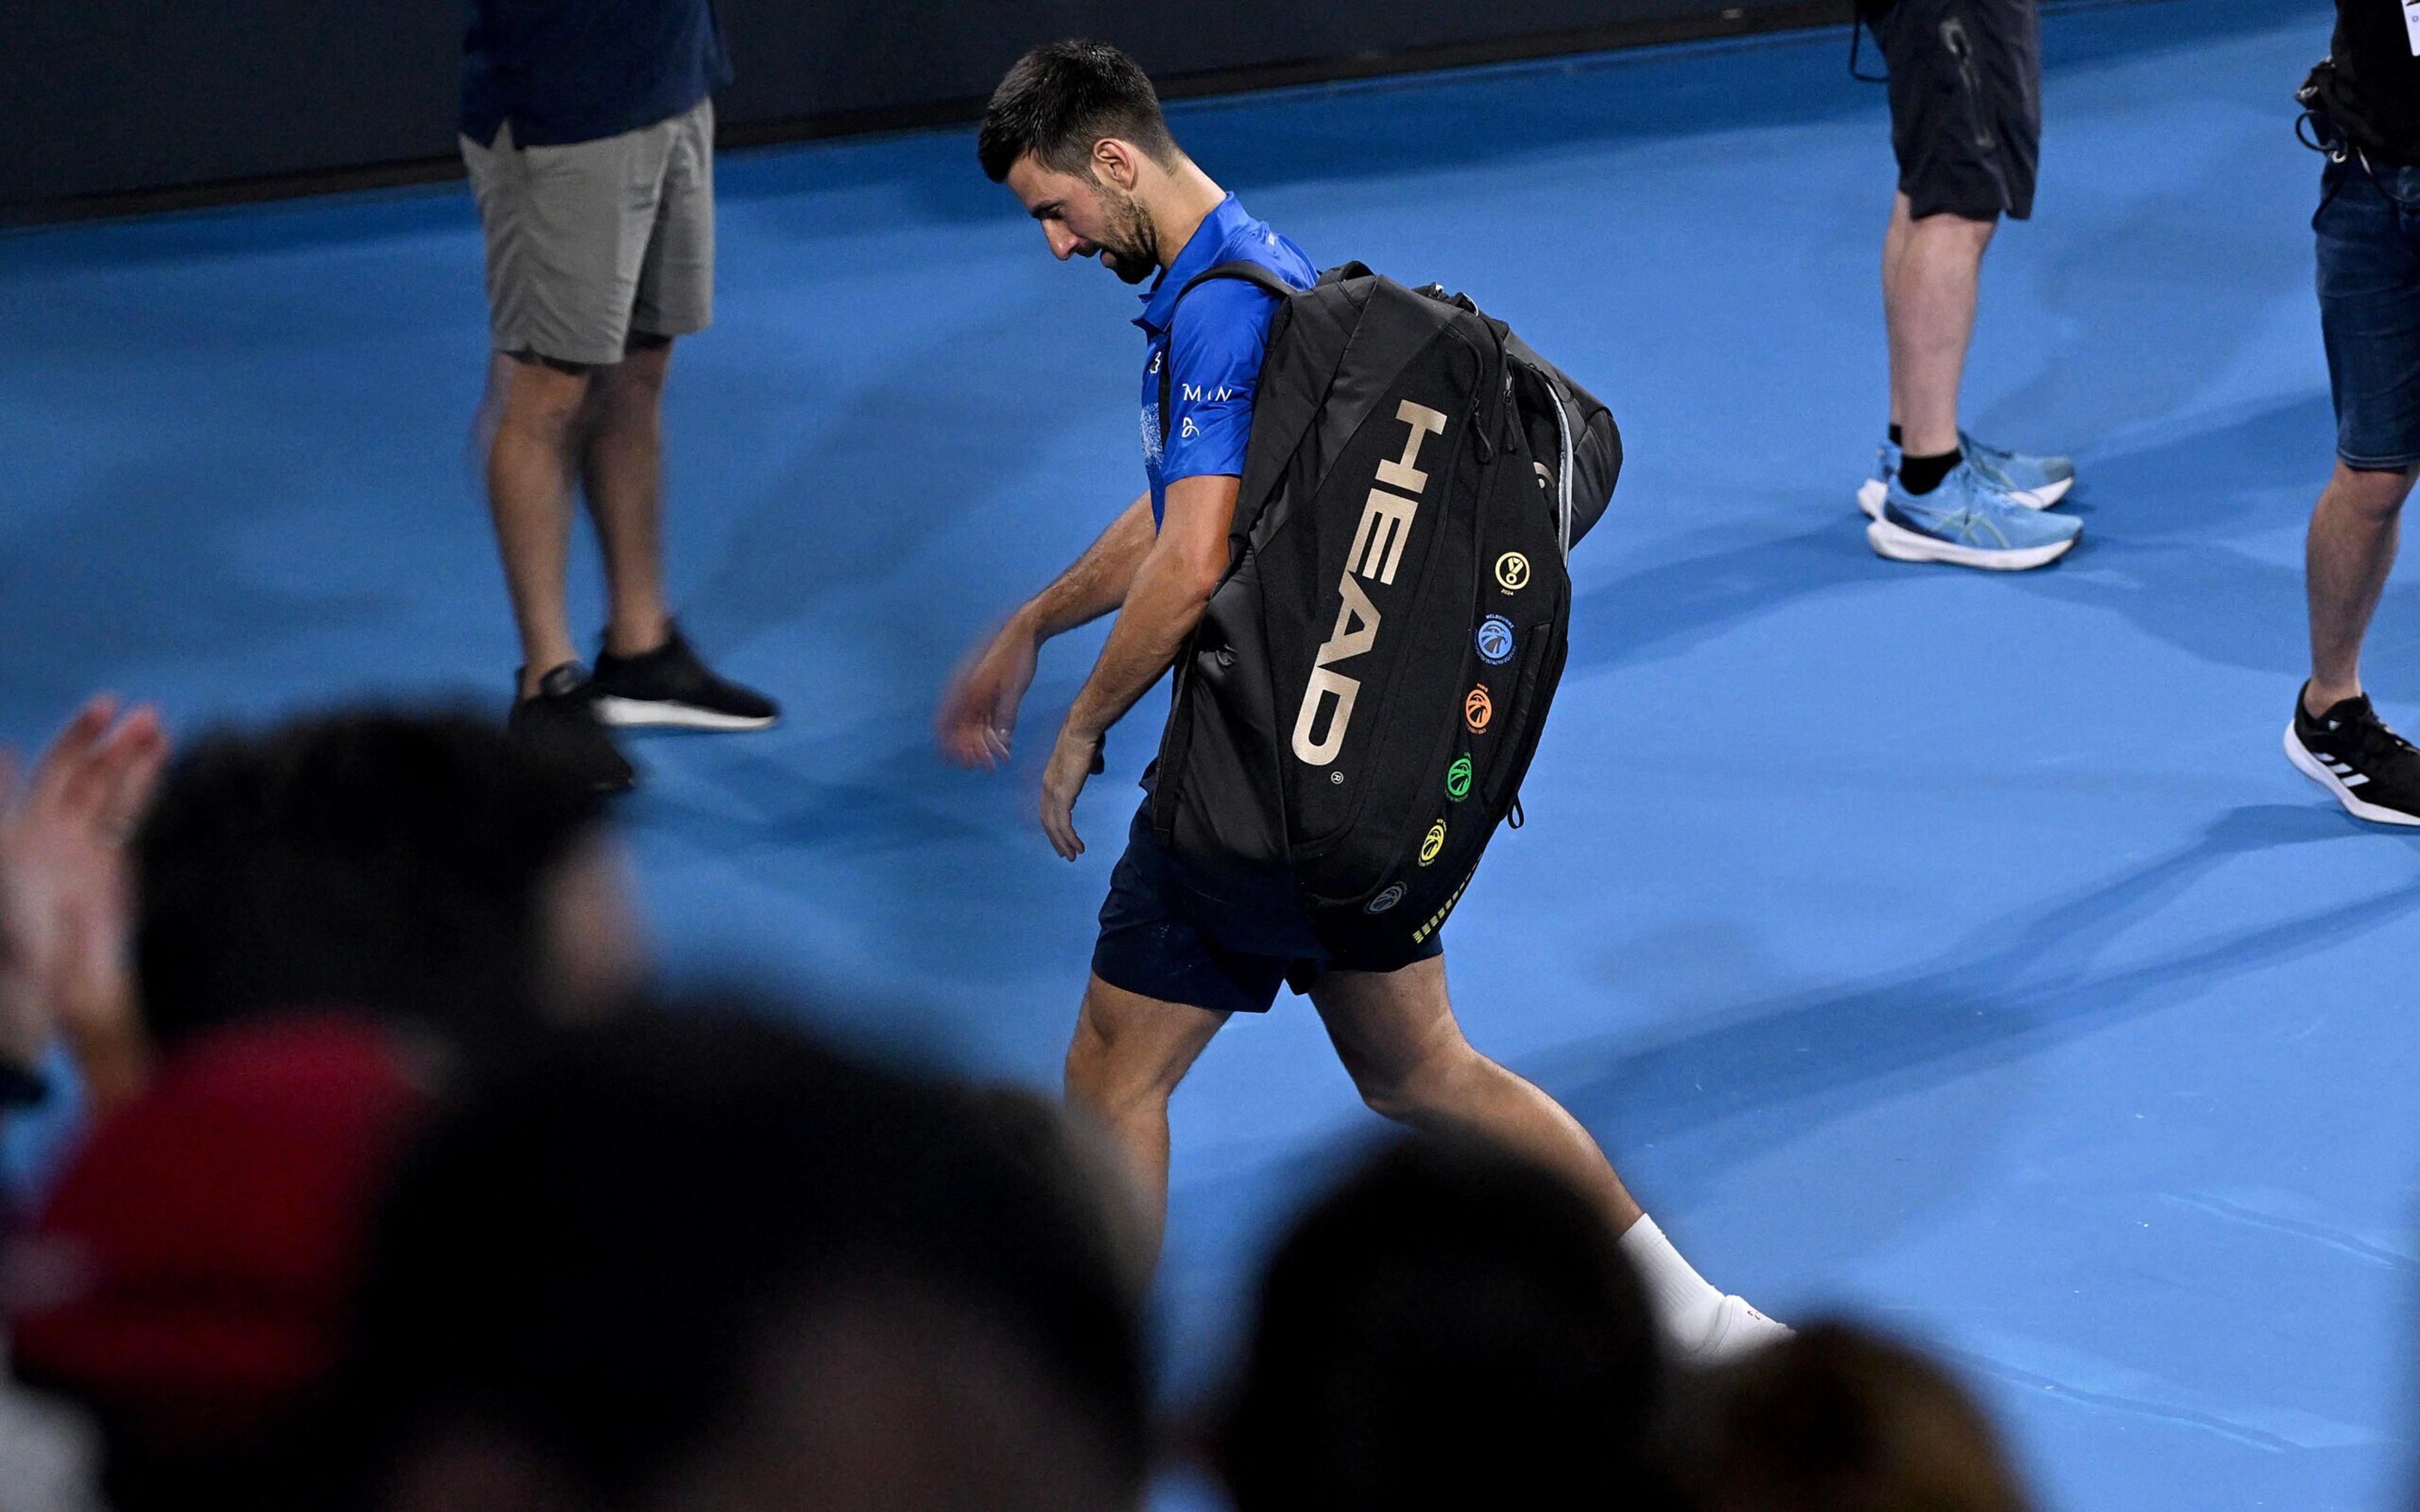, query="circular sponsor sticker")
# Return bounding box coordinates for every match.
[1495,552,1531,593]
[1475,616,1516,665]
[1446,756,1472,800]
[1465,685,1492,733]
[1364,883,1407,914]
[1419,820,1447,866]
